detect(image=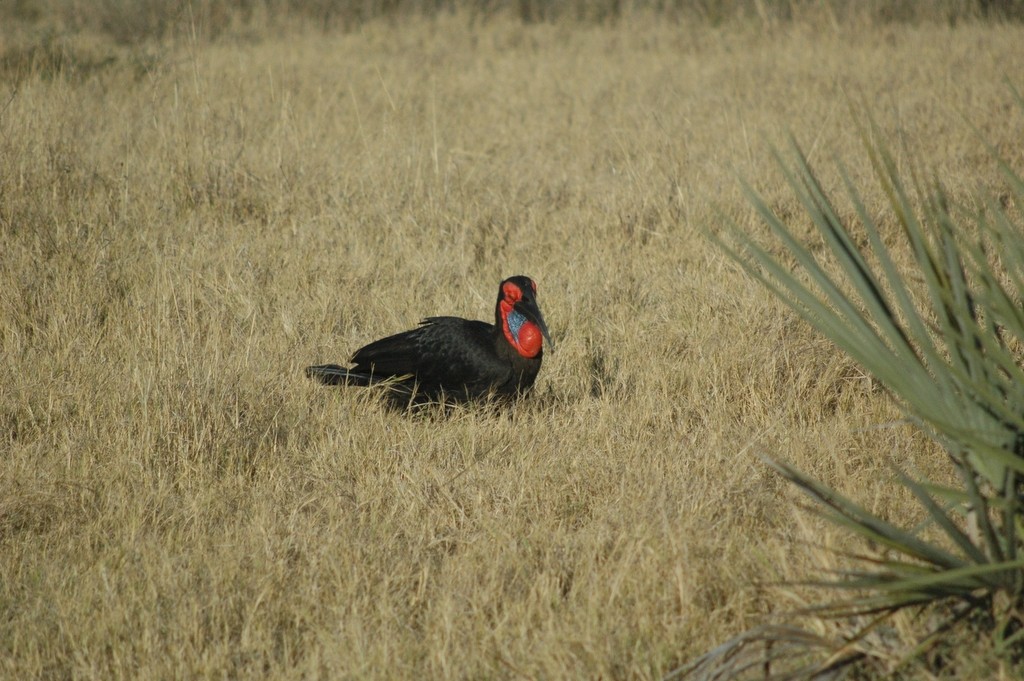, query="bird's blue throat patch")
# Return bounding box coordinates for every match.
[506,309,527,342]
